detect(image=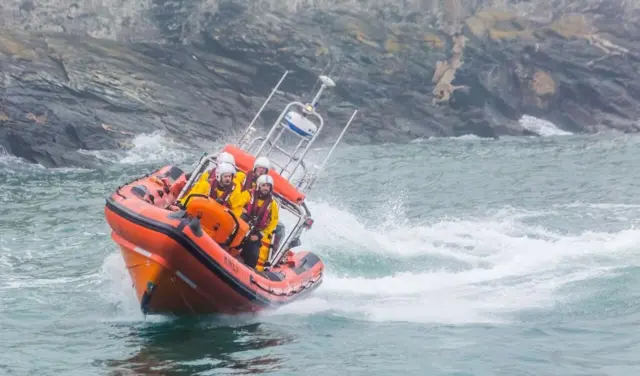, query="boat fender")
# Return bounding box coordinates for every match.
[188,215,203,237]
